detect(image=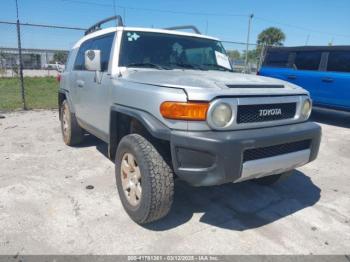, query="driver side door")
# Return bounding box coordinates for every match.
[80,33,115,136]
